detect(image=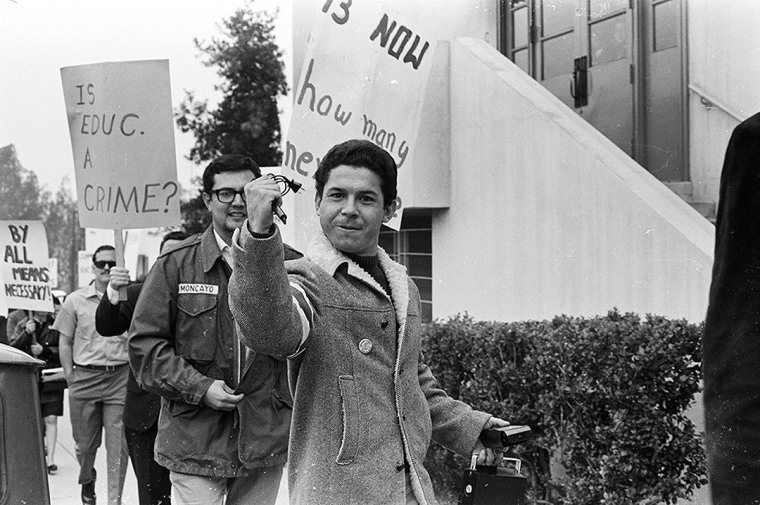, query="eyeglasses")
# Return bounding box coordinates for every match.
[210,189,246,204]
[93,260,116,269]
